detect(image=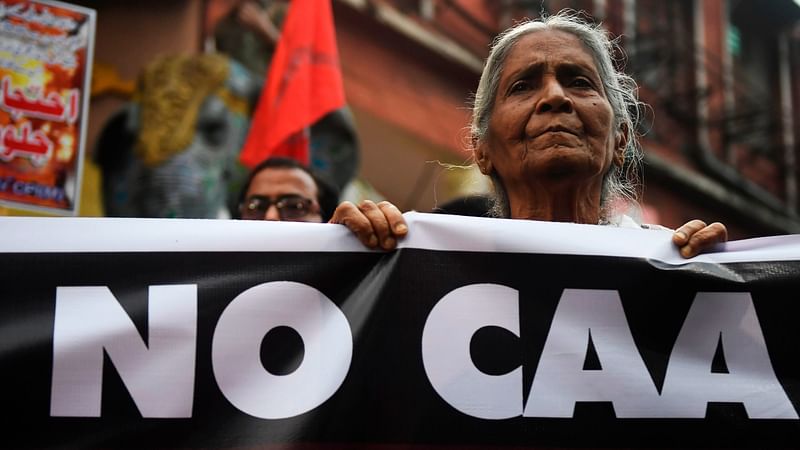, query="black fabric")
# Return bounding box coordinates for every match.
[1,249,799,448]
